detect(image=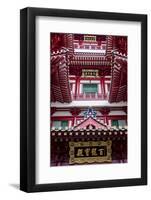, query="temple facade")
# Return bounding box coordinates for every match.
[50,33,127,166]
